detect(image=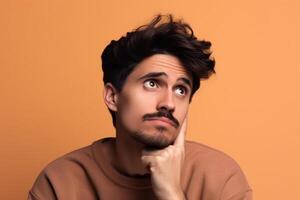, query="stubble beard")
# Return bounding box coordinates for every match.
[131,126,175,149]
